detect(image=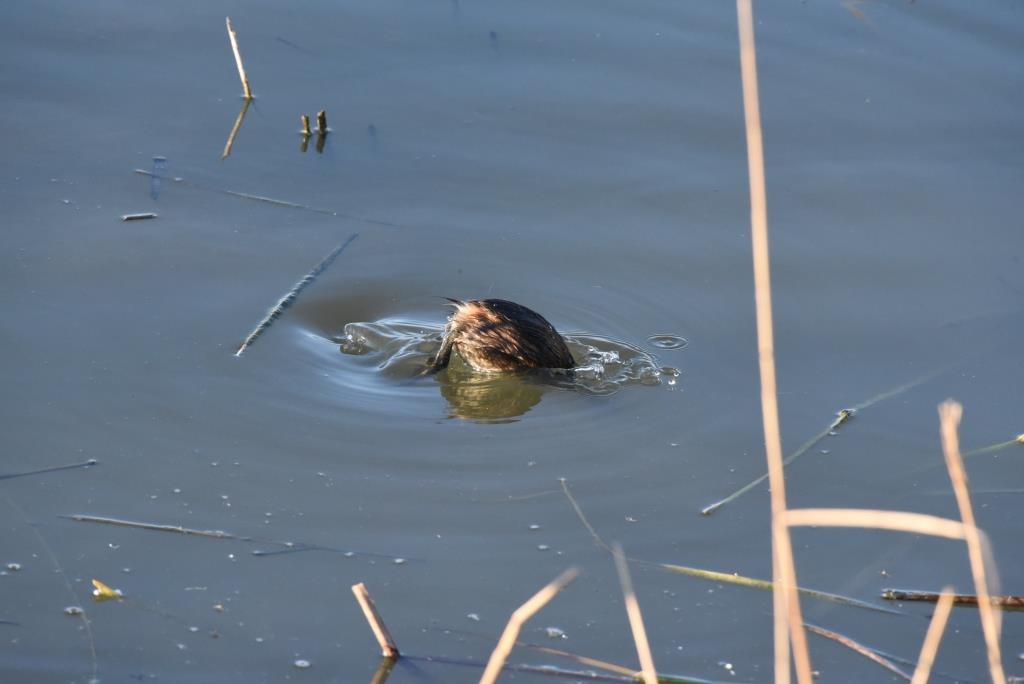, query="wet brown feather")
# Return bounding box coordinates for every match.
[429,299,574,373]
